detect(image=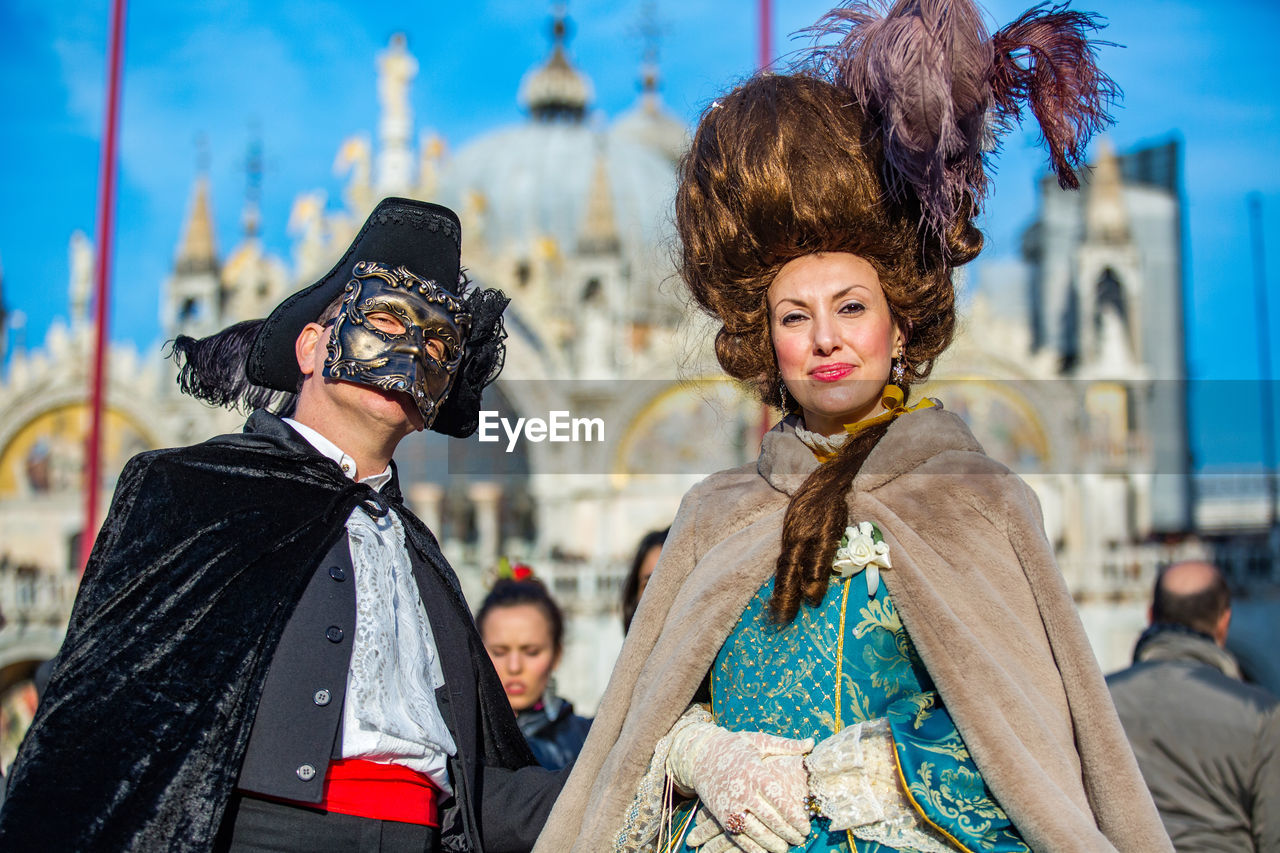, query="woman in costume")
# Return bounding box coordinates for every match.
[478,573,592,771]
[534,2,1172,852]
